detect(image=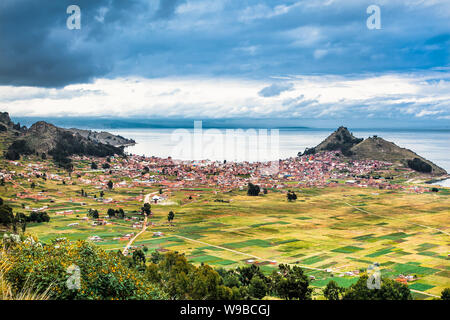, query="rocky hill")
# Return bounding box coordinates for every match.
[299,127,447,175]
[302,126,363,156]
[67,128,135,147]
[0,112,135,162]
